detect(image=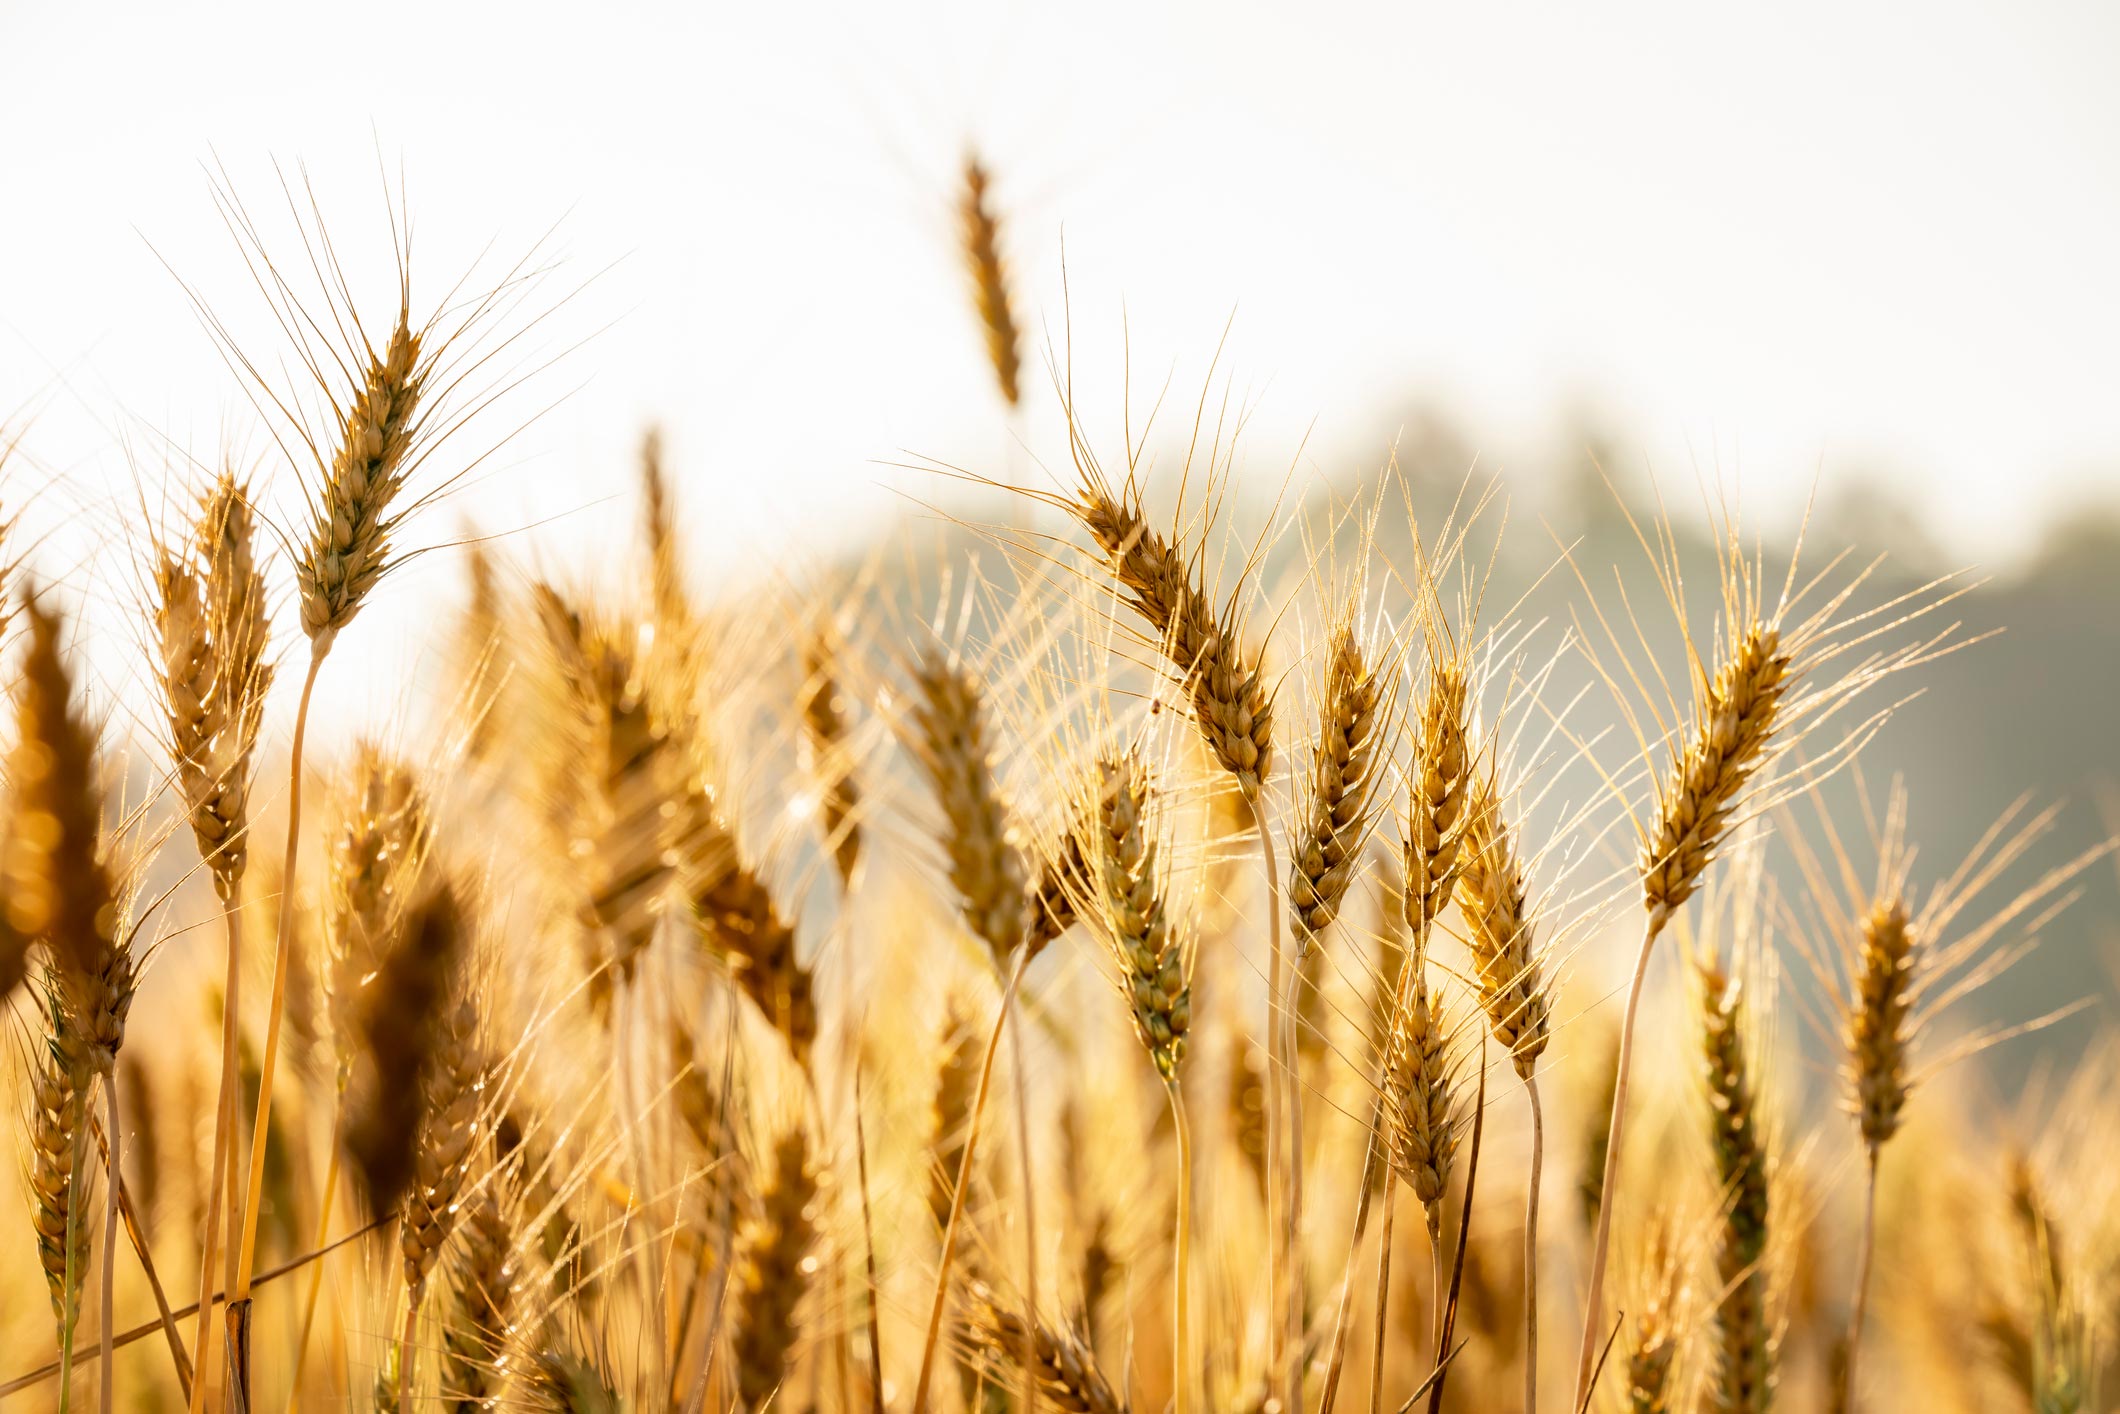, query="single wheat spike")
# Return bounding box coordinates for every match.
[911,654,1031,962]
[1697,963,1773,1414]
[345,881,467,1220]
[1848,898,1913,1148]
[1028,824,1087,955]
[637,426,694,642]
[456,534,508,761]
[327,748,431,1086]
[731,1127,823,1409]
[799,629,863,885]
[670,1022,747,1210]
[402,997,485,1303]
[296,307,425,651]
[522,1343,622,1414]
[964,1283,1130,1414]
[1405,656,1472,936]
[533,589,683,987]
[1621,1221,1687,1414]
[1291,617,1384,933]
[156,473,274,899]
[1456,778,1551,1080]
[444,1181,517,1413]
[676,777,816,1061]
[1087,753,1190,1079]
[27,994,92,1343]
[929,1000,981,1231]
[8,593,130,1072]
[959,155,1022,407]
[1641,626,1790,919]
[1067,482,1274,799]
[1379,937,1457,1235]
